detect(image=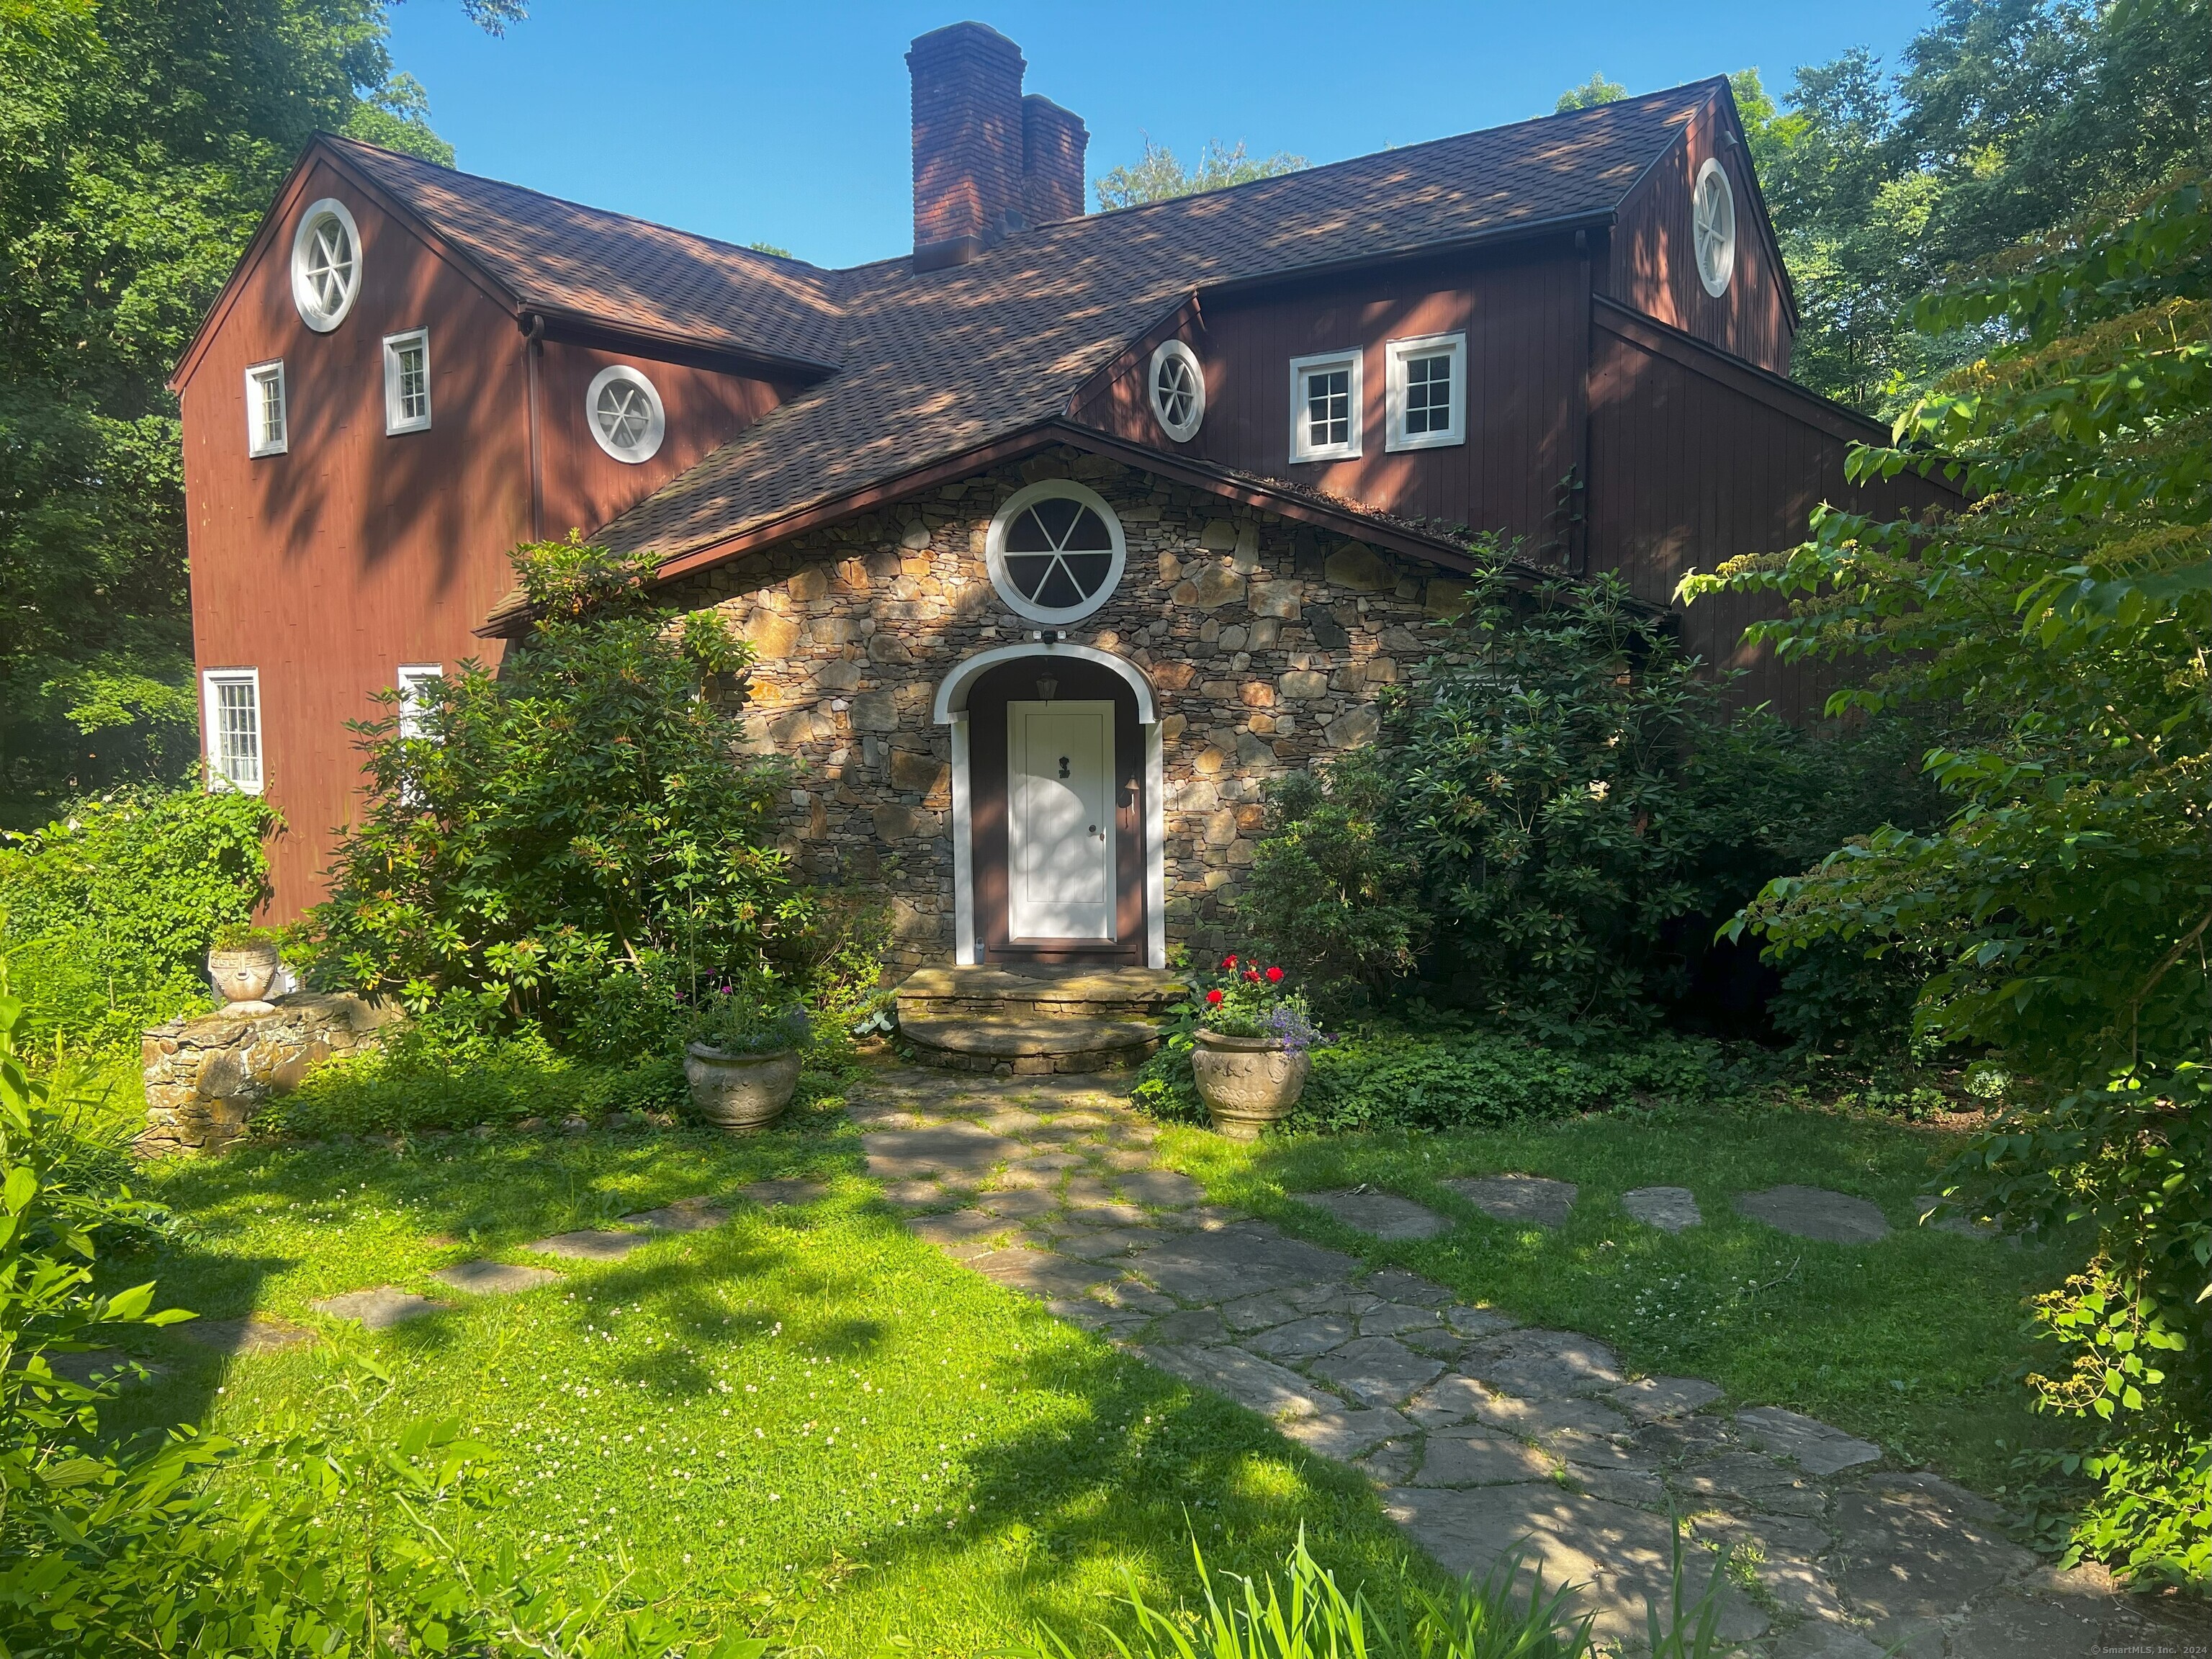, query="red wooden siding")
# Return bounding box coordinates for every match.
[1604,99,1794,376]
[1071,243,1591,557]
[1586,307,1955,719]
[176,157,785,918]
